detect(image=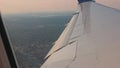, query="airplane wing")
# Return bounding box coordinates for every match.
[41,1,120,68]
